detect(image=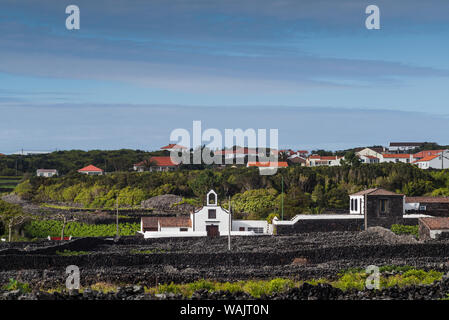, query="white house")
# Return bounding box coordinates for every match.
[139,190,270,238]
[413,150,449,170]
[36,169,58,177]
[77,165,104,175]
[380,153,414,164]
[359,155,380,164]
[388,142,425,152]
[356,147,384,159]
[307,155,343,167]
